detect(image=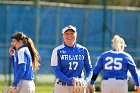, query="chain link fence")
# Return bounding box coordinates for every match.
[0,1,140,83]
